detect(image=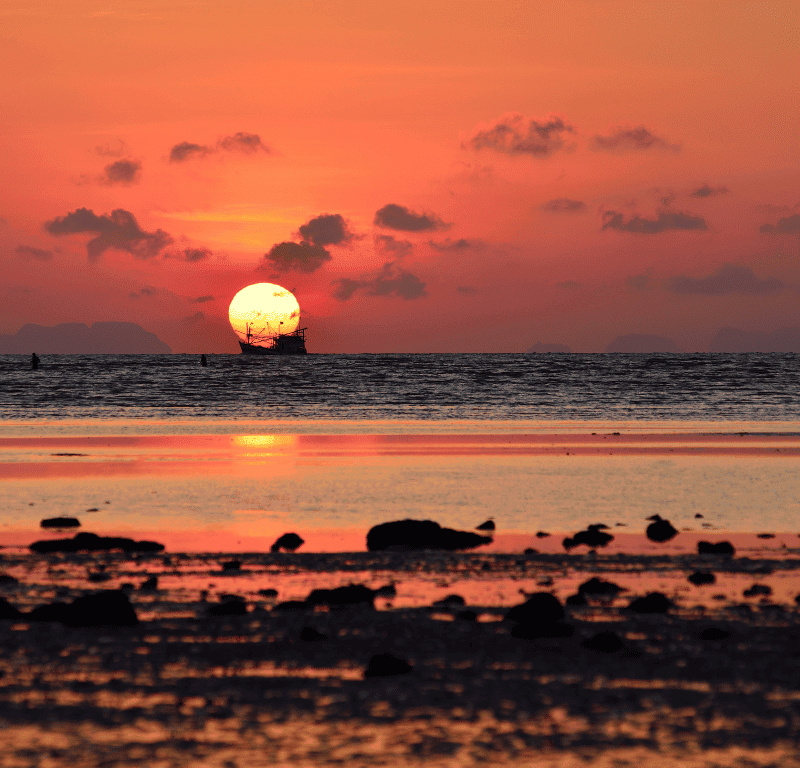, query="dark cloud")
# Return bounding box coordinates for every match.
[102,159,141,185]
[601,209,707,234]
[668,264,784,295]
[760,213,800,234]
[374,203,447,232]
[164,246,213,262]
[332,262,427,302]
[263,240,332,273]
[217,132,270,154]
[298,213,354,246]
[43,207,173,261]
[466,113,575,157]
[169,142,212,163]
[191,295,214,304]
[129,285,158,299]
[375,234,413,257]
[16,245,53,261]
[626,273,651,290]
[590,126,679,152]
[94,139,130,158]
[691,184,728,198]
[427,238,475,251]
[540,198,586,213]
[332,278,363,302]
